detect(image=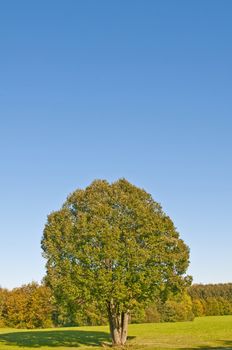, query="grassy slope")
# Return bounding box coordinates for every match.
[0,316,232,350]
